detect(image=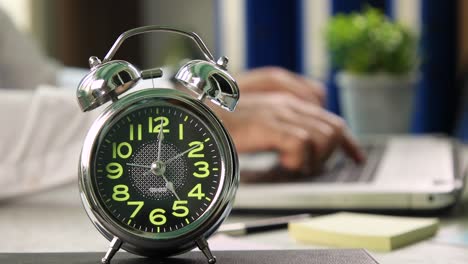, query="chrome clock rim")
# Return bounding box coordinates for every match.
[78,88,238,257]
